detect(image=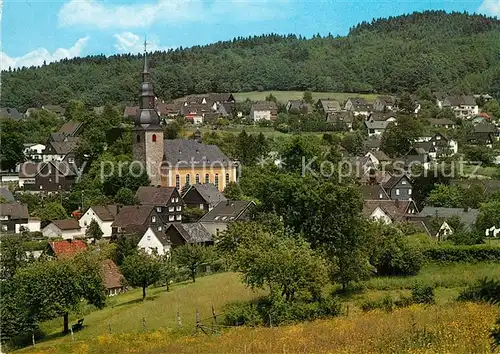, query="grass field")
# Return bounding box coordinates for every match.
[16,261,500,353]
[233,91,378,104]
[182,124,327,138]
